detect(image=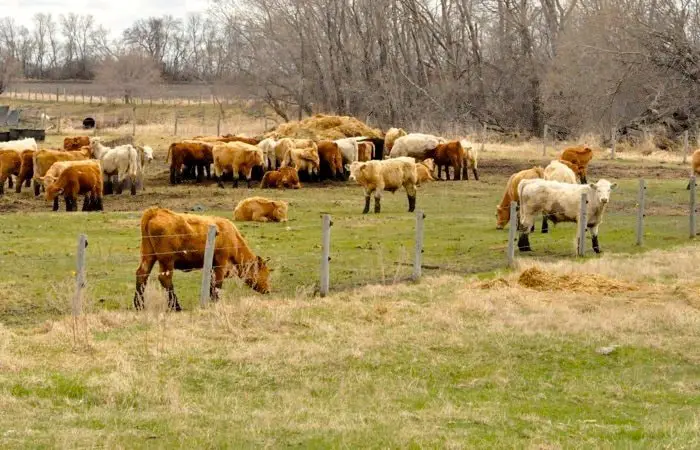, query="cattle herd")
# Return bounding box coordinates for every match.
[0,123,649,310]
